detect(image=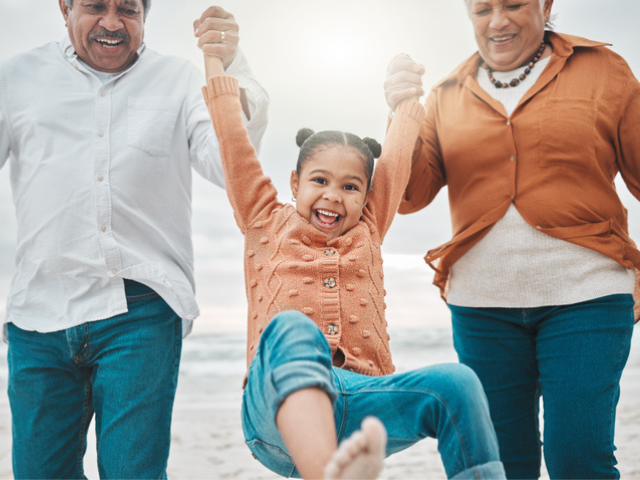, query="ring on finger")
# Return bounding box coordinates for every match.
[219,31,226,43]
